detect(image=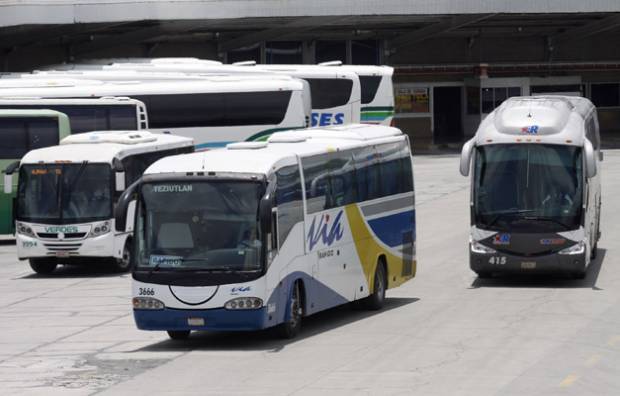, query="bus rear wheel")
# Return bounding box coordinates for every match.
[167,330,191,340]
[29,258,57,274]
[277,281,302,339]
[364,260,386,310]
